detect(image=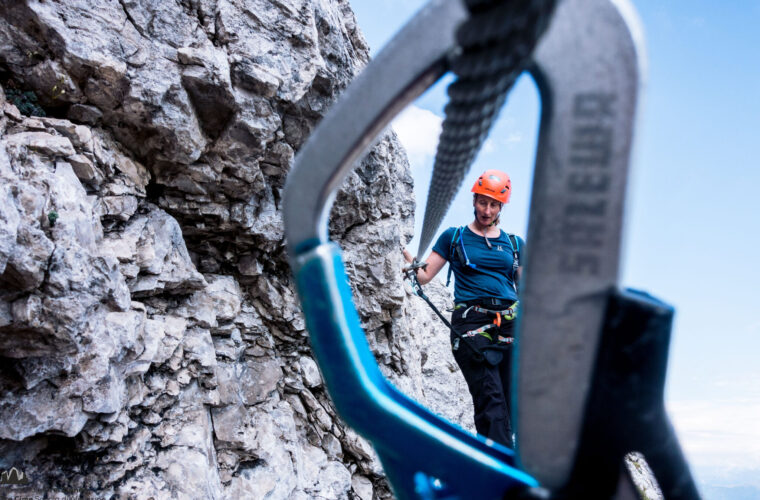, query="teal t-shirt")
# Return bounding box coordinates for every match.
[432,226,525,304]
